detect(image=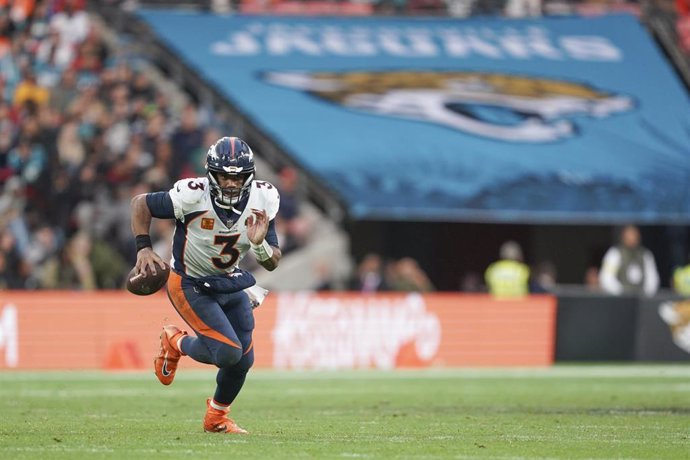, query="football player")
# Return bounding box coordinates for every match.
[130,136,281,433]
